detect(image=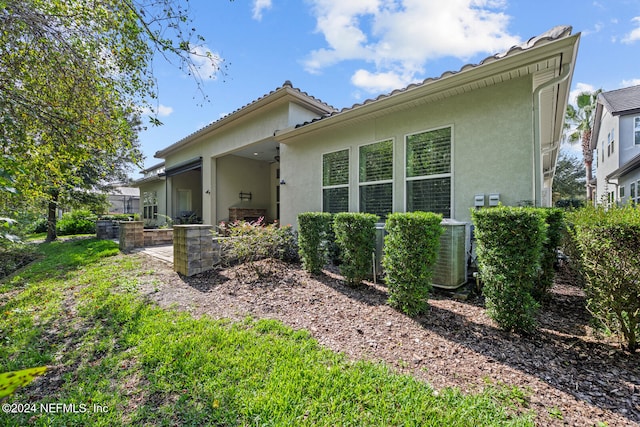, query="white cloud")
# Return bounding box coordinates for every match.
[351,69,417,93]
[621,78,640,88]
[138,104,174,118]
[156,104,174,117]
[303,0,520,93]
[252,0,273,21]
[622,16,640,43]
[189,45,223,80]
